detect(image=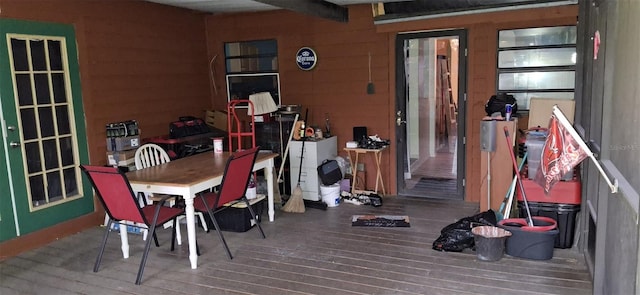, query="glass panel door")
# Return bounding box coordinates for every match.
[395,30,467,199]
[10,36,80,208]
